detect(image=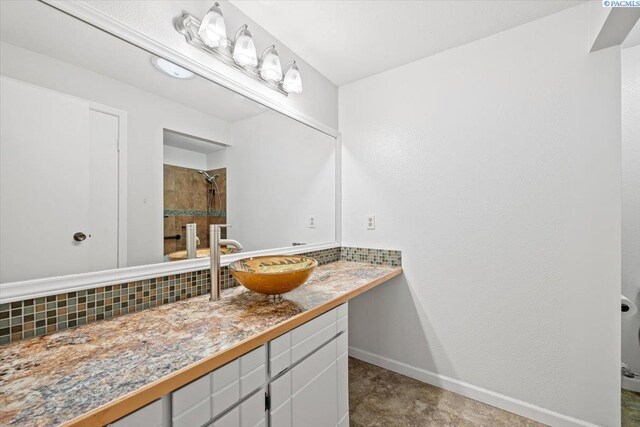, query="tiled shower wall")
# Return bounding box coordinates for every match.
[0,247,400,345]
[163,165,227,256]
